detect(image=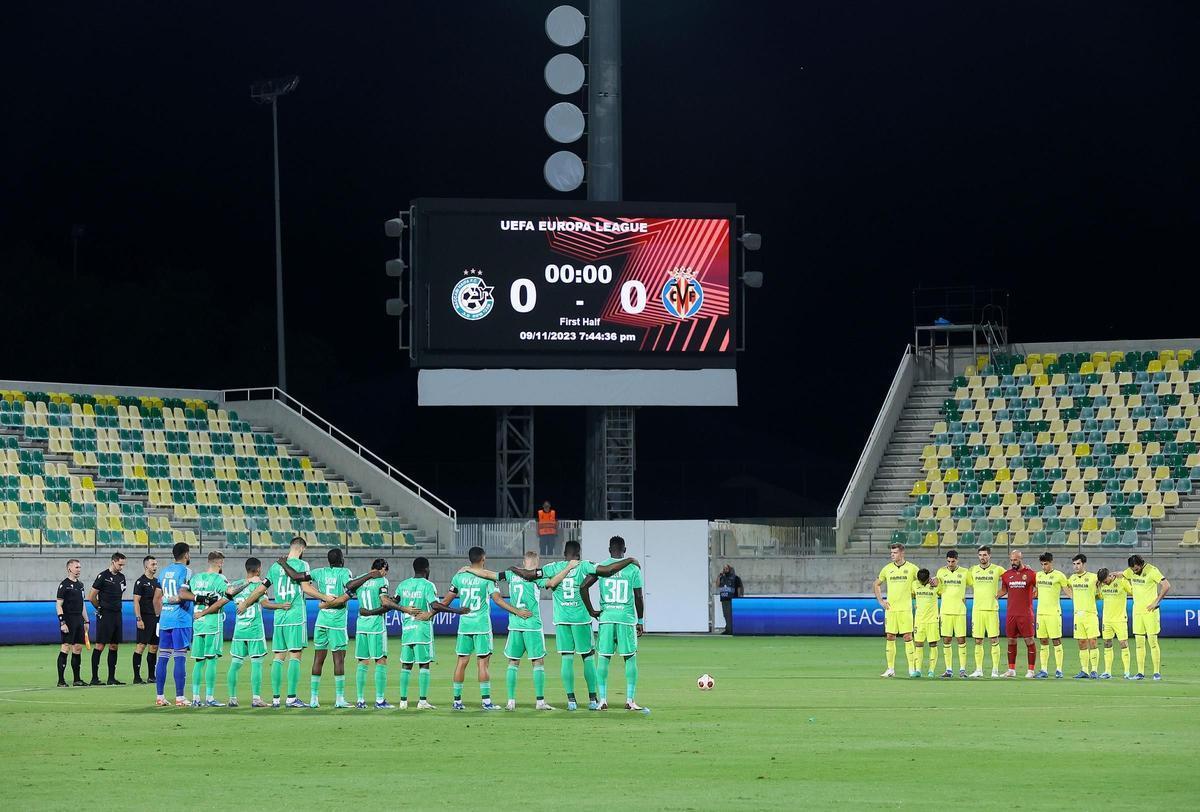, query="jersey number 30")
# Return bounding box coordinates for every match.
[603,580,629,604]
